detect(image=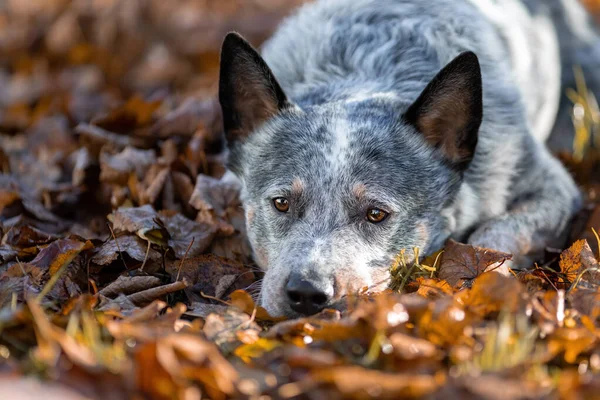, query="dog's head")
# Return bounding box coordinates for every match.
[219,33,482,317]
